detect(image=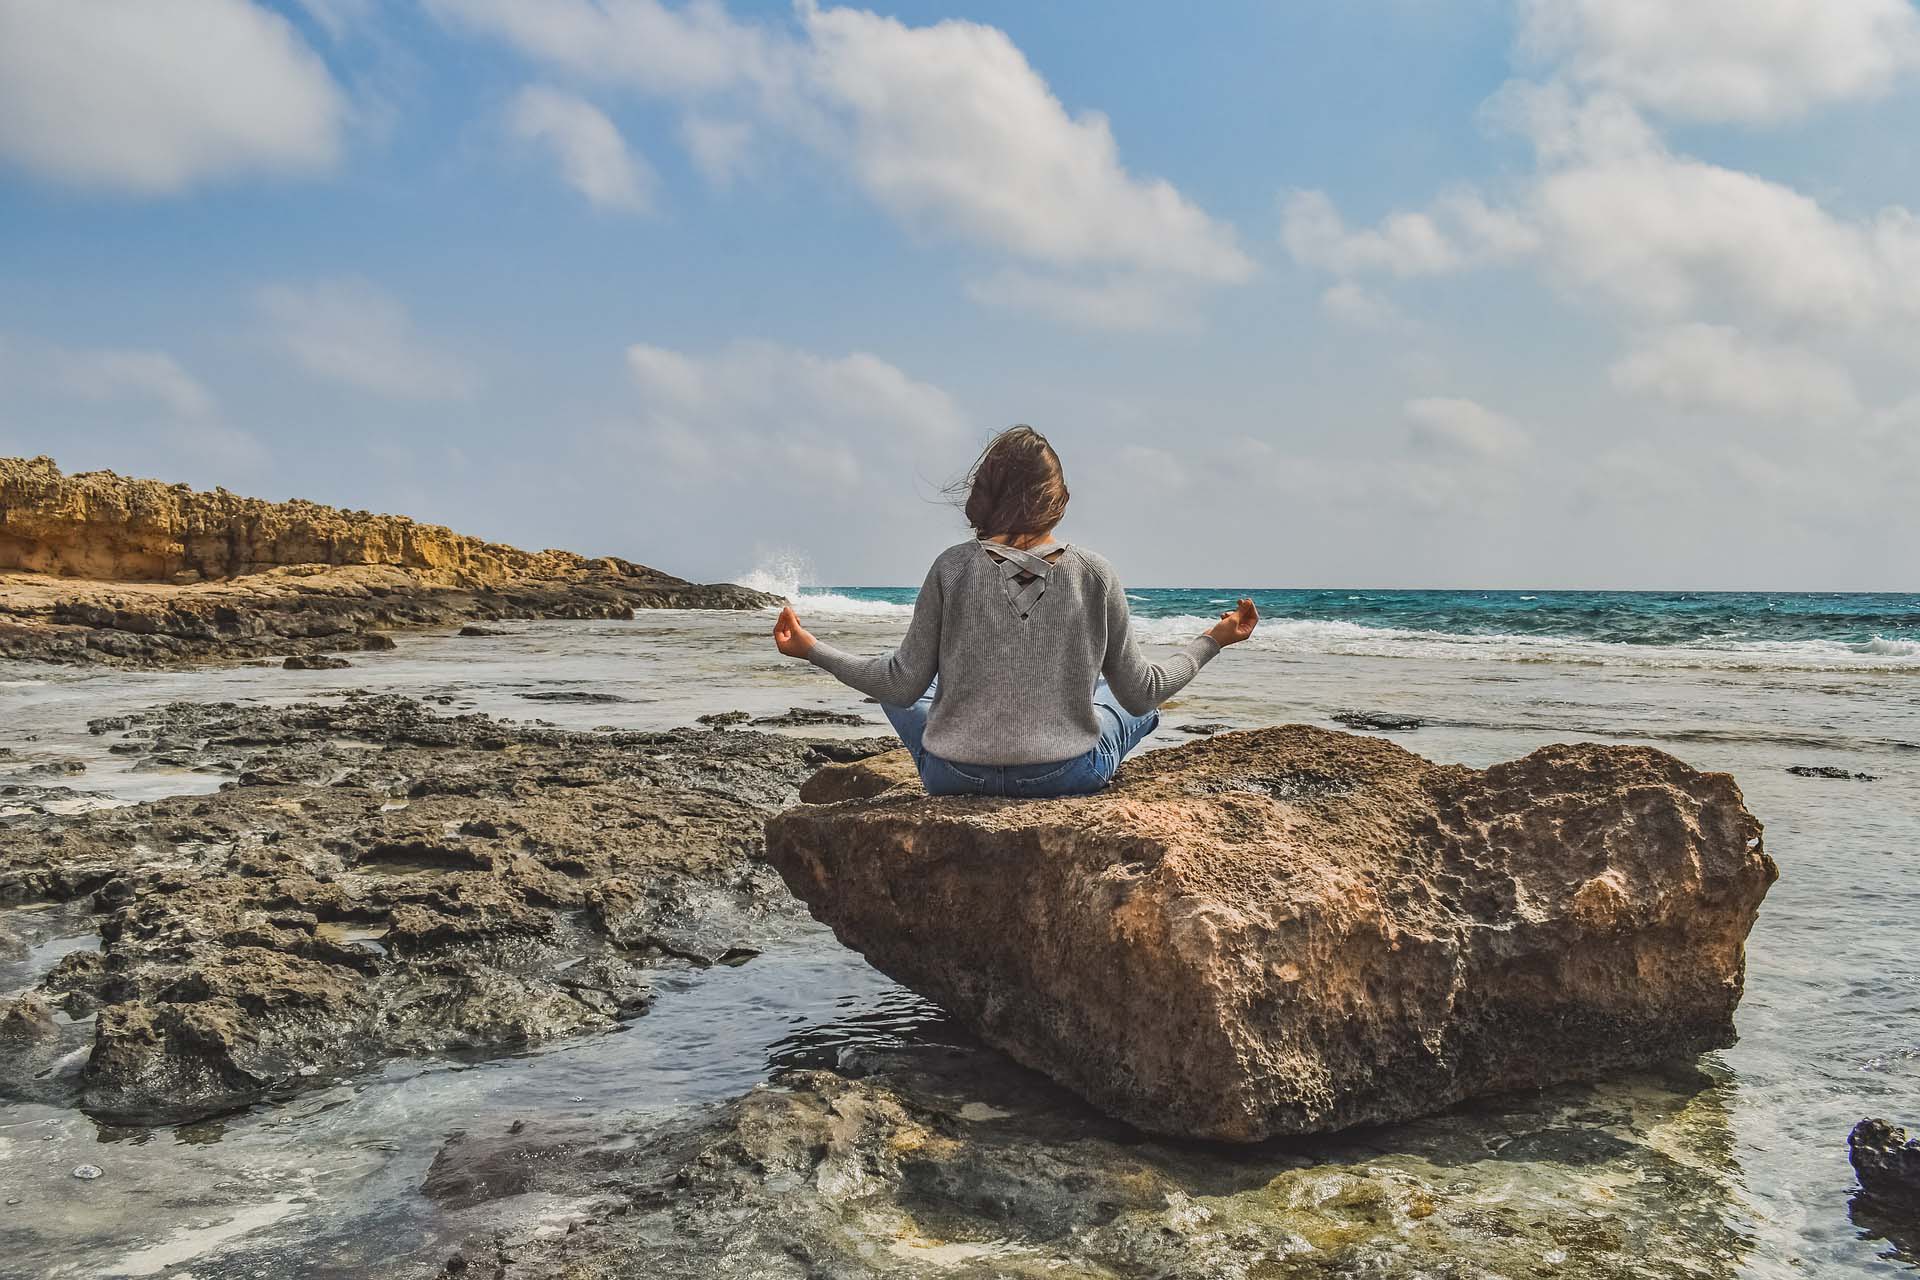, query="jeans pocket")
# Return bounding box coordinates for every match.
[921,755,990,796]
[1010,750,1108,798]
